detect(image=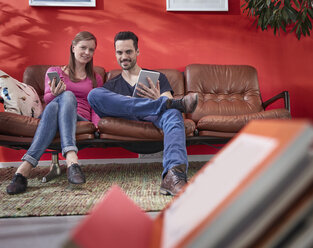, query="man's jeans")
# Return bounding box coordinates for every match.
[88,87,188,176]
[22,91,86,167]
